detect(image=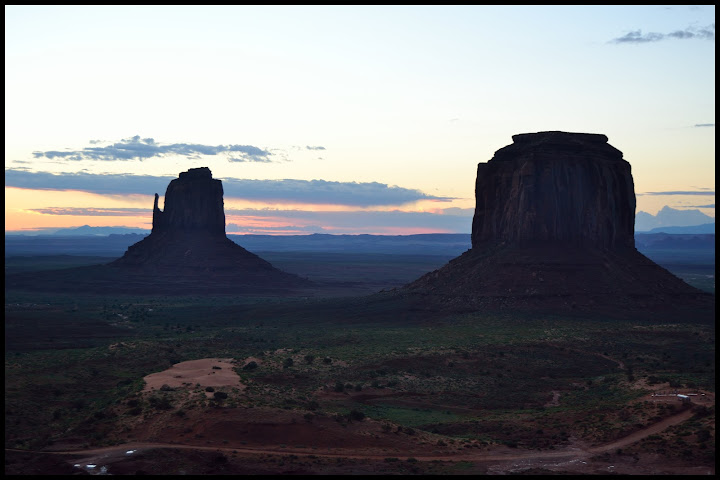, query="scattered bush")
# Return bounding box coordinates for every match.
[242,361,258,371]
[149,396,172,410]
[213,391,228,400]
